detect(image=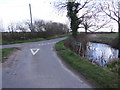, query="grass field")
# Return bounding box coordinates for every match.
[0,47,16,62]
[98,33,118,38]
[55,40,119,88]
